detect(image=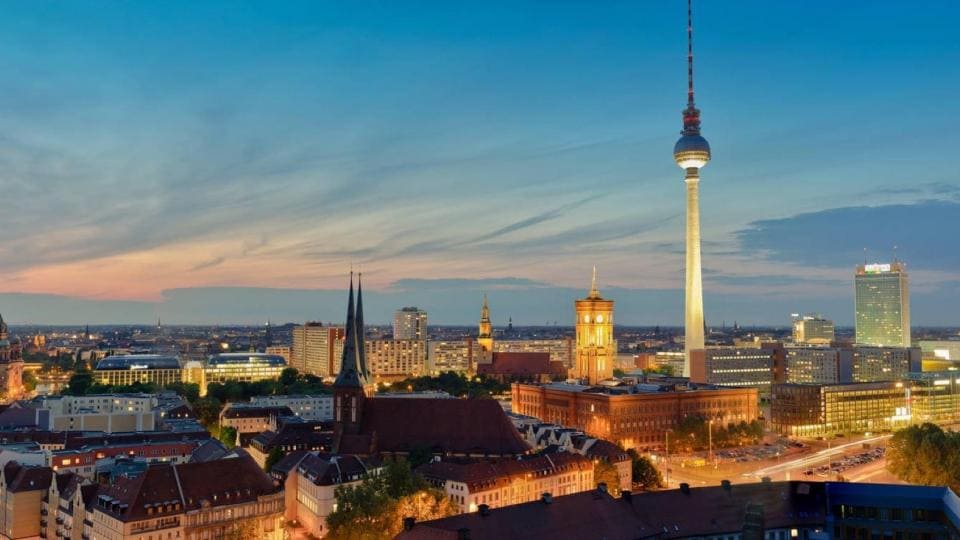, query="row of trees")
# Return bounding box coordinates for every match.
[886,423,960,491]
[669,415,765,453]
[381,371,509,398]
[24,351,86,373]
